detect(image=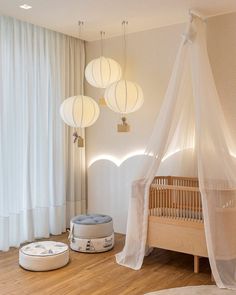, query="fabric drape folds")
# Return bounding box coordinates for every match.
[0,16,86,251]
[116,16,236,290]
